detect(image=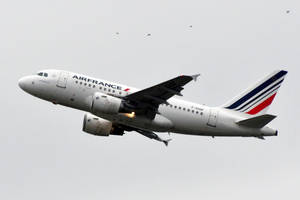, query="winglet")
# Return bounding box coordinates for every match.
[191,74,201,81]
[163,139,172,147]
